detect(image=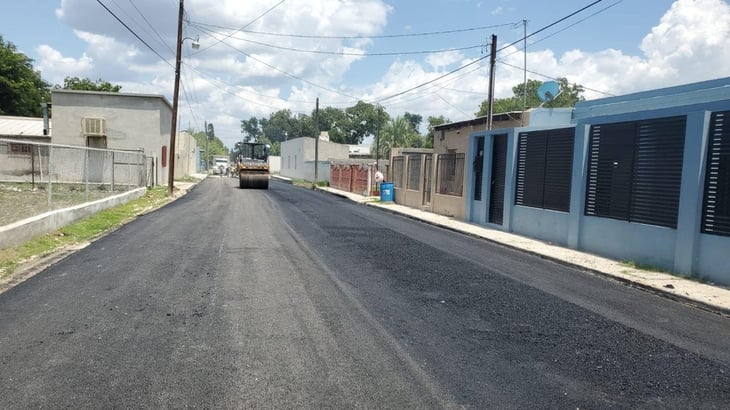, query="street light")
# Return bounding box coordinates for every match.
[167,0,198,196]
